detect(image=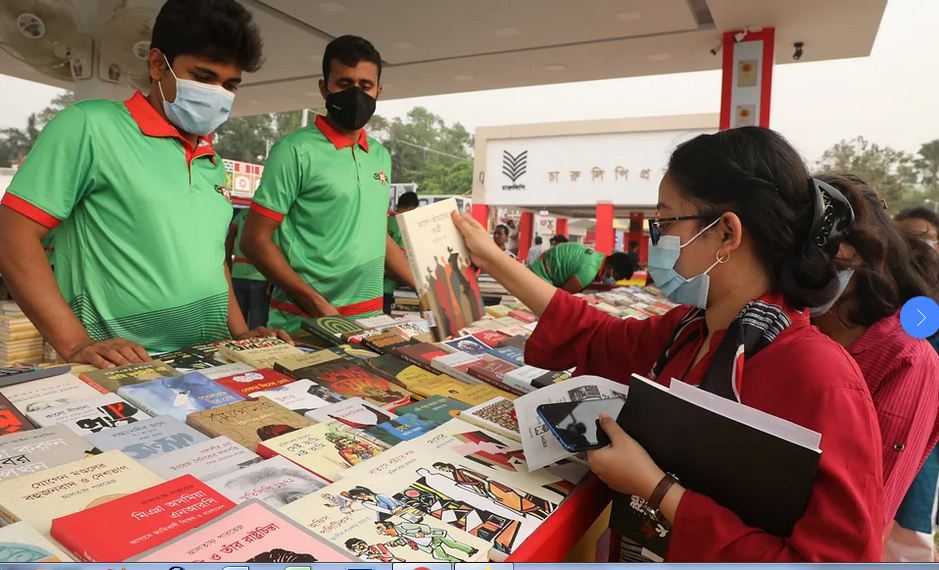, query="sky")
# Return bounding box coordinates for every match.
[1,0,937,165]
